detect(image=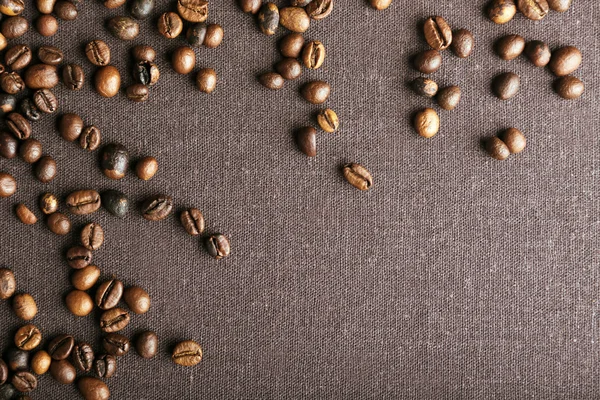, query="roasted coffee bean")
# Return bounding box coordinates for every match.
[0,268,16,298]
[54,0,77,20]
[258,2,279,35]
[78,377,110,400]
[301,81,330,104]
[100,308,130,332]
[369,0,392,9]
[0,384,16,400]
[102,333,130,356]
[95,65,120,97]
[19,138,42,163]
[517,0,548,20]
[15,203,37,225]
[36,0,56,13]
[1,16,28,39]
[103,0,126,8]
[101,143,129,180]
[38,46,63,65]
[180,208,204,236]
[238,0,261,13]
[0,35,6,52]
[35,155,57,183]
[133,60,159,86]
[158,11,183,39]
[450,29,474,58]
[123,286,151,314]
[554,76,584,100]
[492,72,520,100]
[132,45,155,62]
[136,331,158,359]
[33,88,58,114]
[5,44,31,70]
[485,137,510,160]
[0,0,24,15]
[342,163,372,191]
[196,23,220,48]
[205,234,231,259]
[65,290,94,316]
[413,50,442,74]
[93,354,116,378]
[80,125,101,151]
[495,34,525,60]
[36,14,58,36]
[549,46,582,77]
[280,7,310,33]
[46,212,70,234]
[172,340,203,366]
[424,16,452,51]
[62,63,84,90]
[410,77,438,97]
[95,278,124,310]
[12,293,37,320]
[66,190,101,215]
[291,0,312,5]
[11,371,36,392]
[295,127,317,157]
[141,195,173,221]
[172,46,195,74]
[0,131,17,158]
[14,324,42,350]
[196,68,217,93]
[71,265,101,291]
[499,128,526,153]
[413,108,440,138]
[302,40,325,70]
[58,113,83,141]
[0,172,16,197]
[317,108,339,133]
[524,40,551,67]
[258,72,284,90]
[186,22,207,47]
[49,359,76,384]
[177,0,208,22]
[66,245,93,269]
[436,86,461,110]
[0,72,24,94]
[5,347,28,371]
[19,98,40,121]
[135,156,158,180]
[101,189,128,217]
[279,33,304,58]
[0,94,17,115]
[305,0,333,19]
[548,0,570,11]
[0,360,7,385]
[48,335,75,360]
[488,0,516,24]
[107,16,139,40]
[72,343,94,372]
[39,192,58,214]
[81,222,104,250]
[130,0,154,19]
[85,40,110,66]
[24,63,58,89]
[31,350,51,375]
[126,83,149,102]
